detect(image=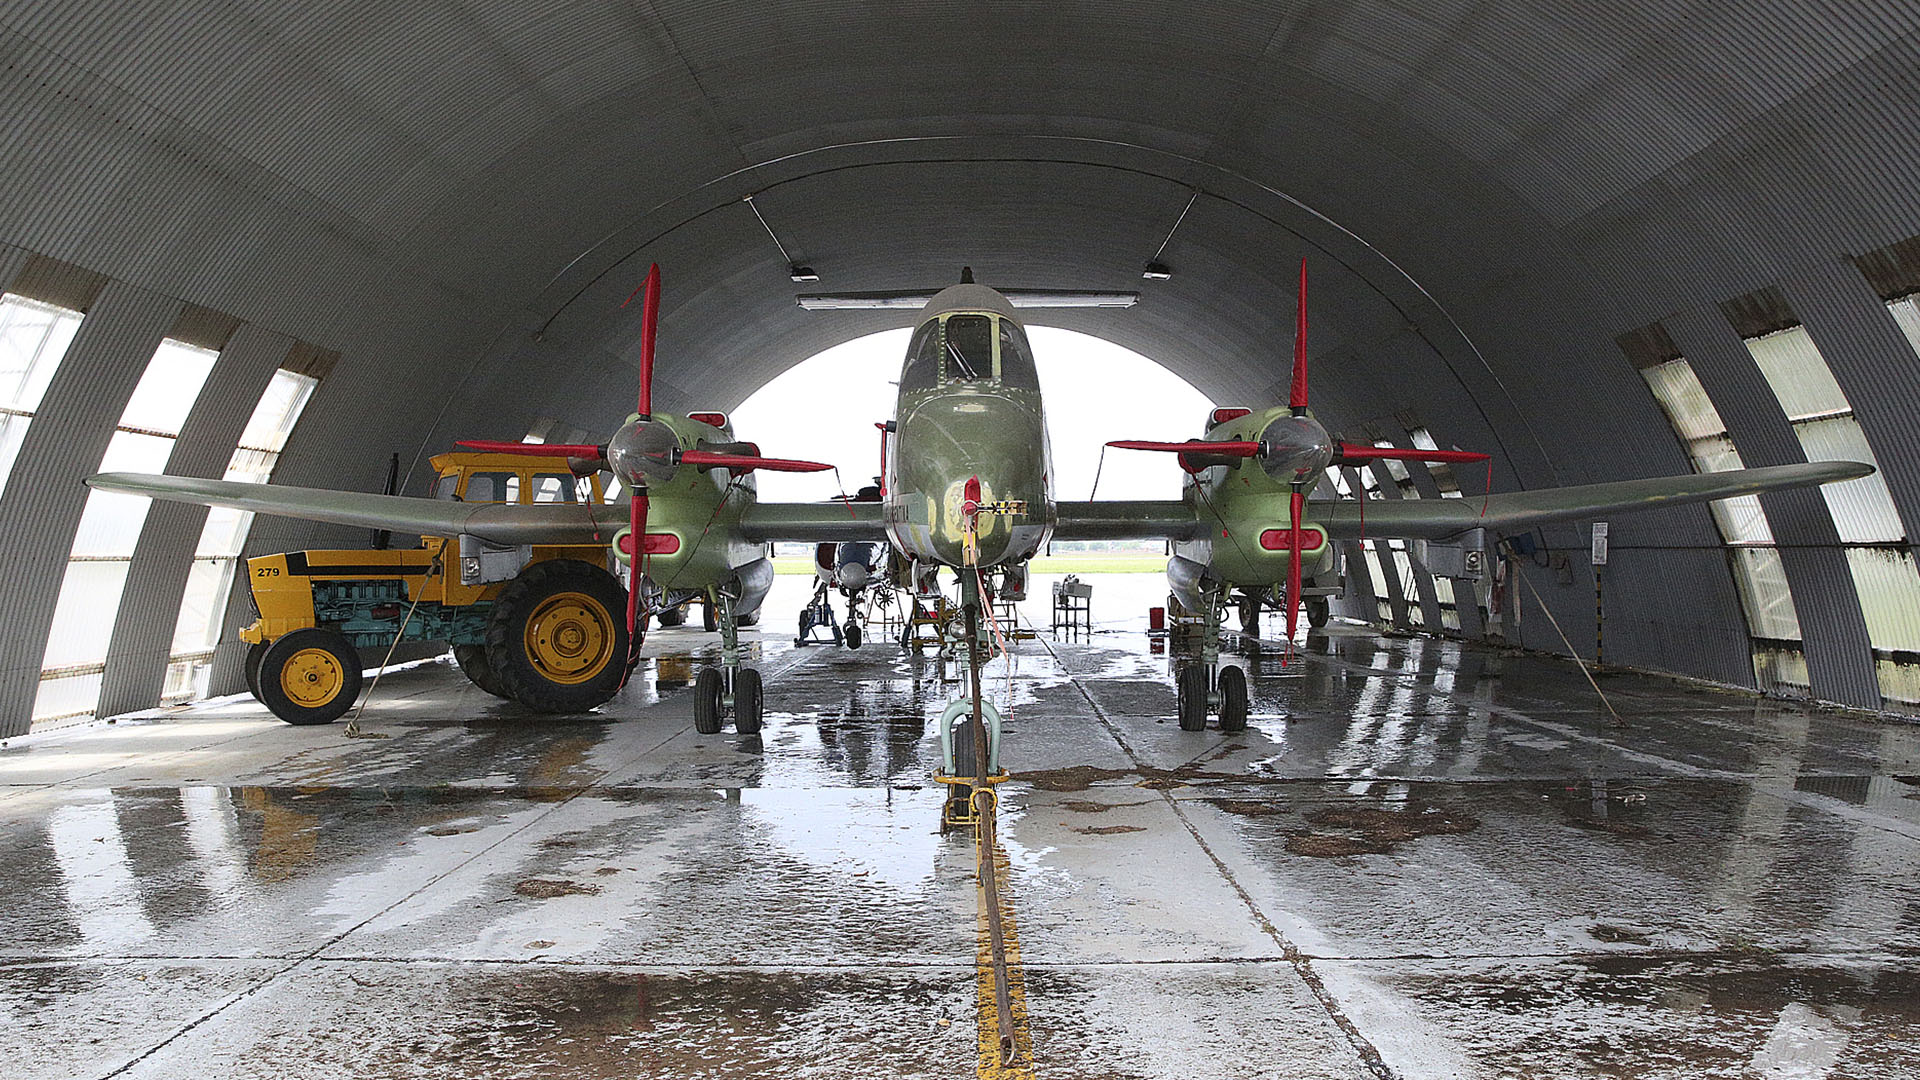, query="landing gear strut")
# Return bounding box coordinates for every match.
[1174,585,1249,733]
[693,590,765,735]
